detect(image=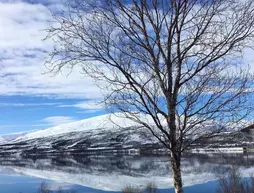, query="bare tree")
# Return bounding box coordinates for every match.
[45,0,254,192]
[122,183,159,193]
[216,167,254,193]
[38,182,52,193]
[37,182,76,193]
